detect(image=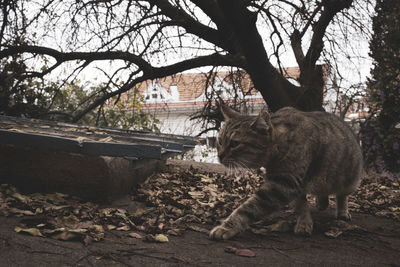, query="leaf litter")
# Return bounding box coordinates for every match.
[0,167,399,245]
[224,246,256,257]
